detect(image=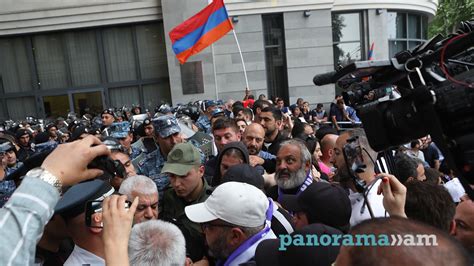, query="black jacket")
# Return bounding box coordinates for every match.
[262,131,288,156]
[211,142,250,187]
